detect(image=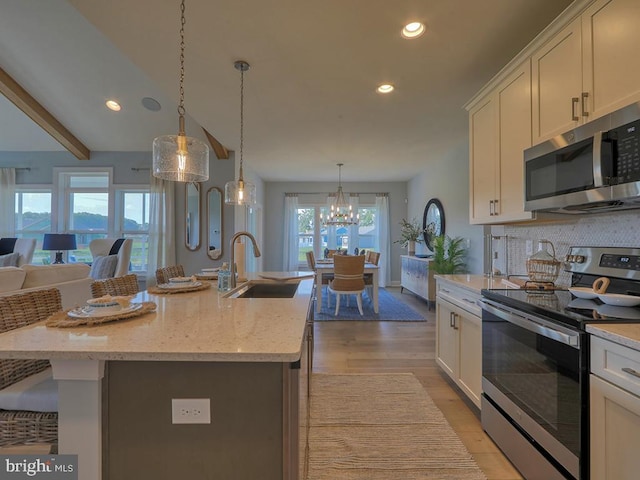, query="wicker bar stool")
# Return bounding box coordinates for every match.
[91,274,139,298]
[0,288,62,447]
[155,265,186,285]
